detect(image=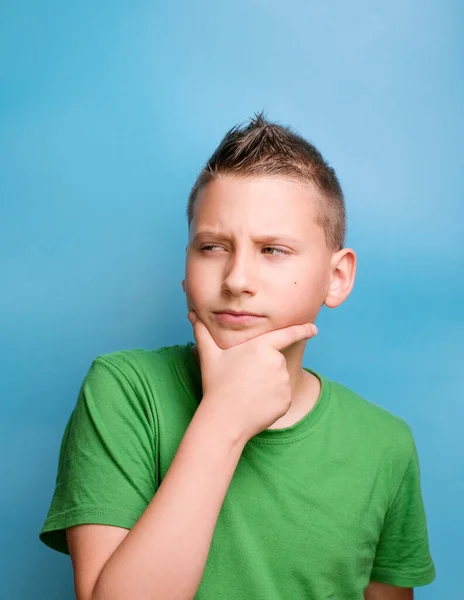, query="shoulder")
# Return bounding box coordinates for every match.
[96,346,169,368]
[90,345,181,380]
[76,345,187,405]
[327,377,416,461]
